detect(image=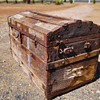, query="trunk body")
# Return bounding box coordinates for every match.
[8,11,100,100]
